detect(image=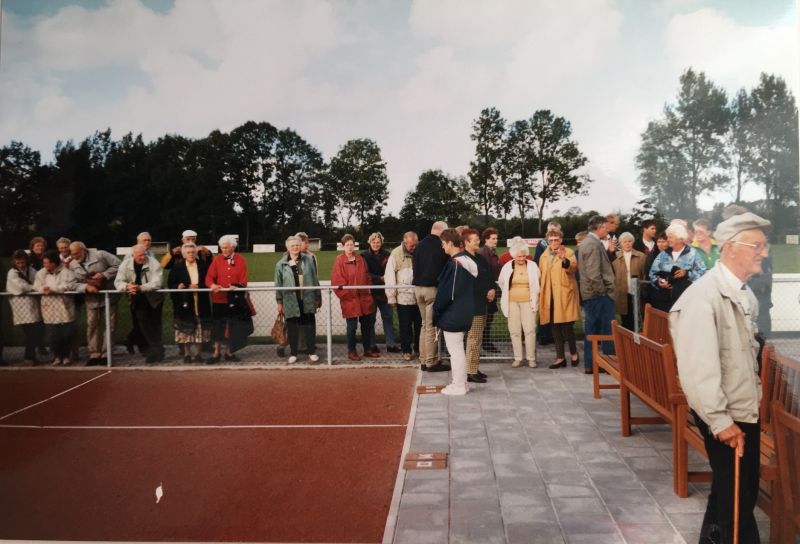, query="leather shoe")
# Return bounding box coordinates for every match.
[476,370,487,379]
[549,360,567,369]
[348,352,361,361]
[570,355,580,367]
[426,362,451,372]
[584,368,593,375]
[467,374,486,383]
[363,350,380,358]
